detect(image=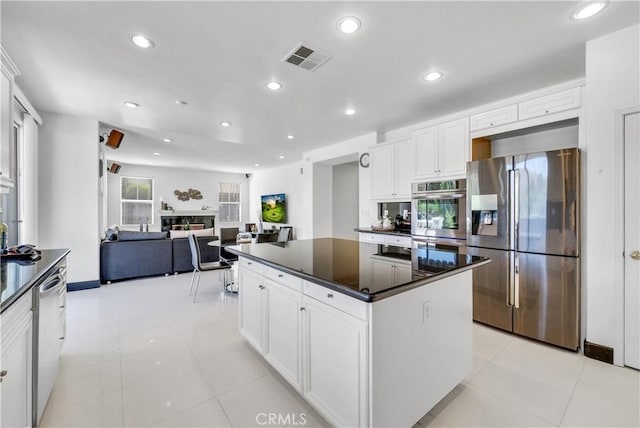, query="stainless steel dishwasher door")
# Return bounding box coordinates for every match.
[36,265,66,424]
